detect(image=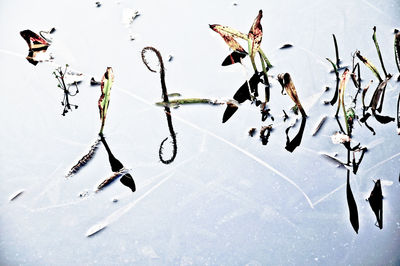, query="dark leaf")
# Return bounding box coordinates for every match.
[100,135,124,172]
[280,44,293,49]
[233,81,251,103]
[222,103,238,123]
[373,111,395,124]
[333,34,340,67]
[367,180,383,229]
[120,173,136,192]
[222,51,247,66]
[359,112,371,123]
[346,172,359,233]
[285,116,307,152]
[249,72,262,96]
